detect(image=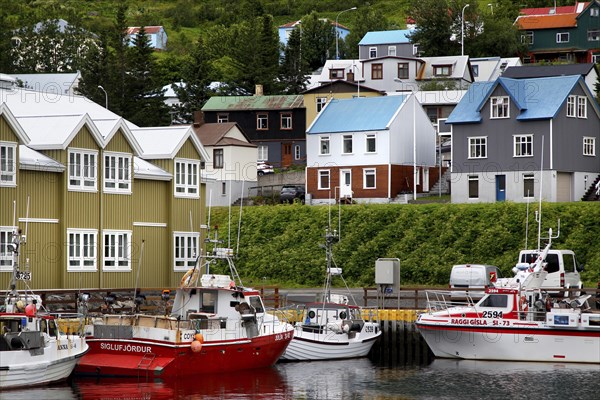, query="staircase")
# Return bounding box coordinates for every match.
[581,174,600,201]
[429,168,451,195]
